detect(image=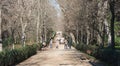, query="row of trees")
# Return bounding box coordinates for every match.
[0,0,55,51]
[0,0,119,51]
[58,0,118,48]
